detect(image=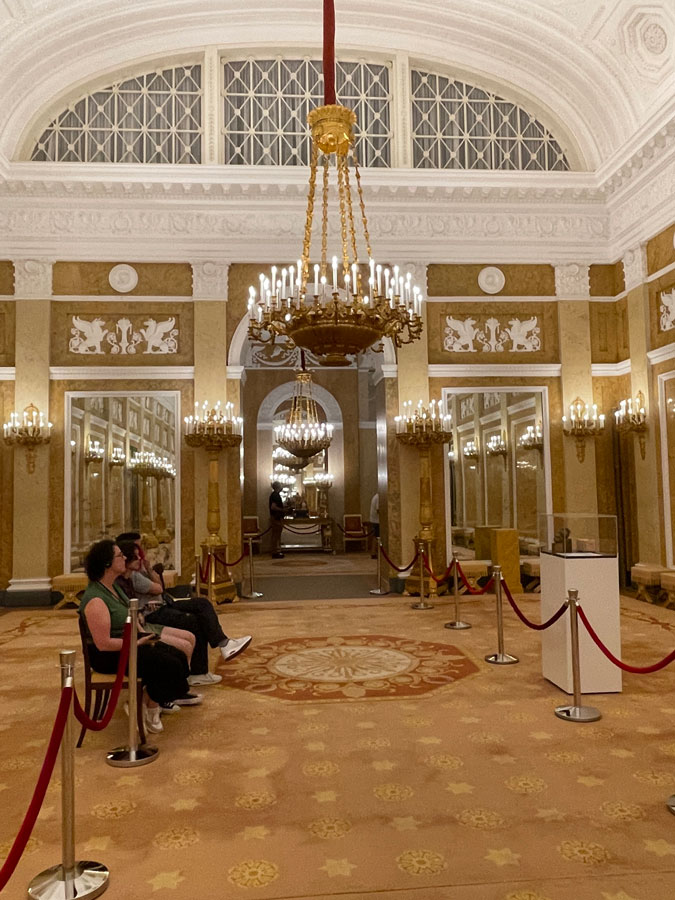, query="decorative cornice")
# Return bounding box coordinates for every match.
[591,360,631,376]
[428,363,561,377]
[622,244,648,292]
[381,364,398,379]
[226,365,244,380]
[554,263,590,300]
[13,258,52,298]
[49,365,195,380]
[191,260,229,299]
[647,343,675,365]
